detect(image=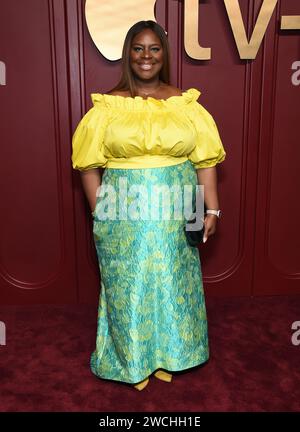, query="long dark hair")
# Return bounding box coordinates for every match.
[108,20,171,97]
